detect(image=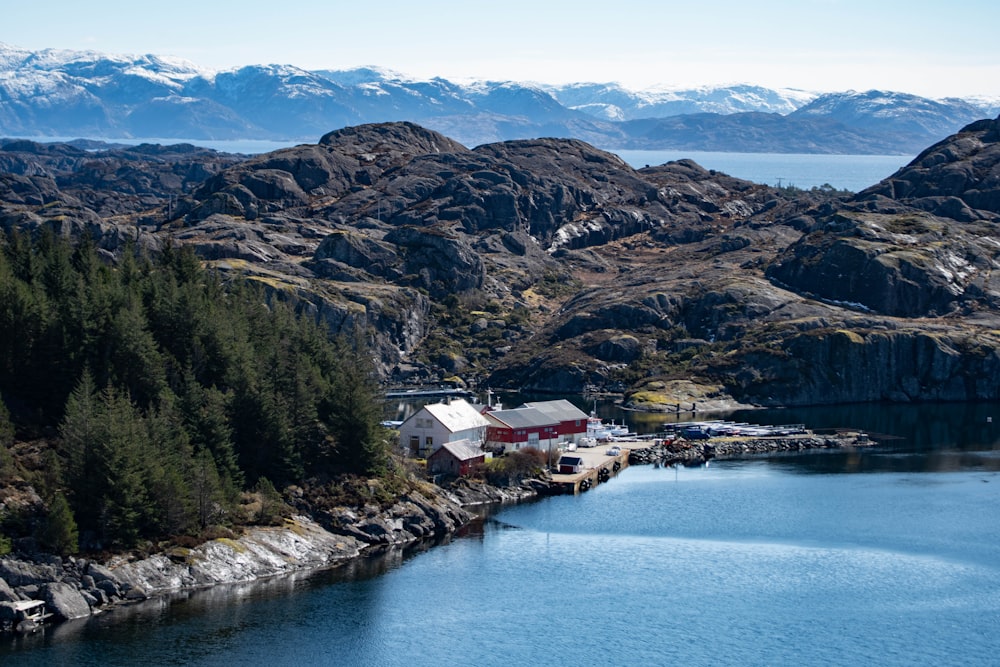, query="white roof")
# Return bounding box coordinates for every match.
[422,399,490,433]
